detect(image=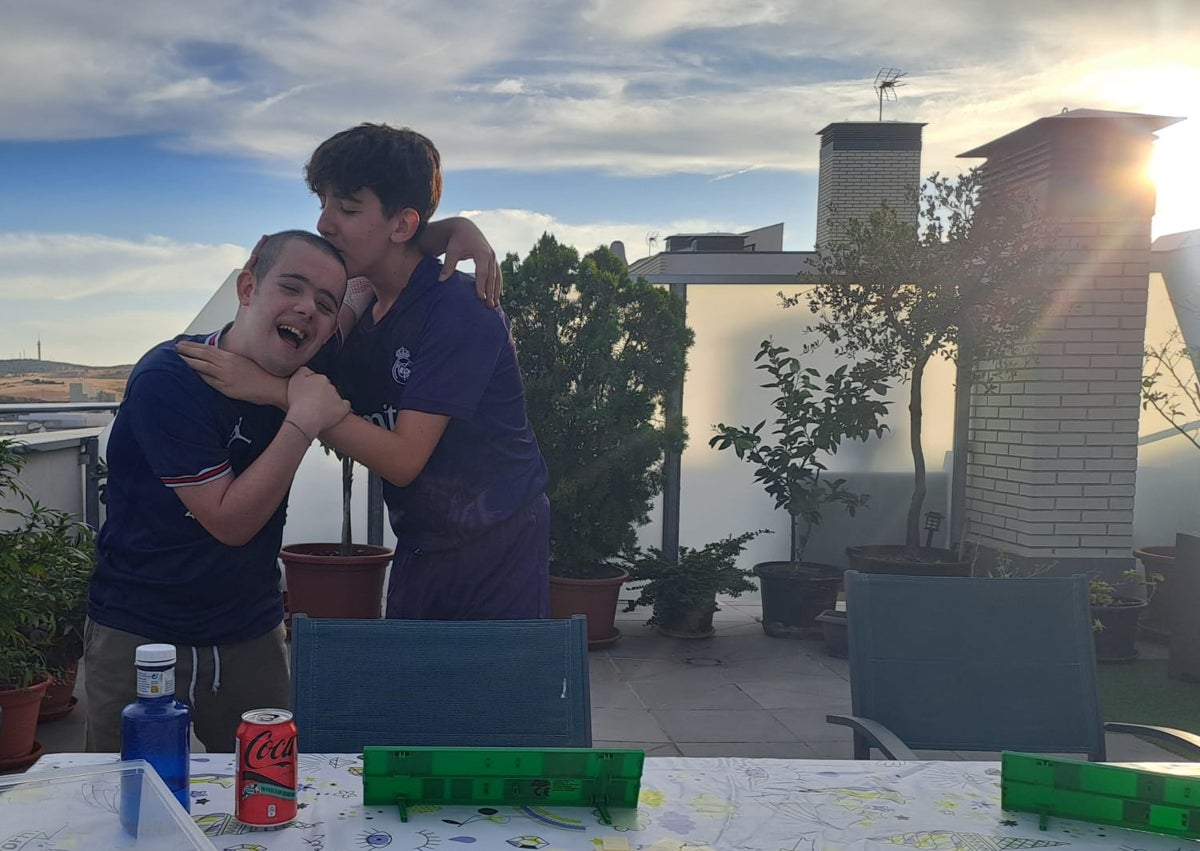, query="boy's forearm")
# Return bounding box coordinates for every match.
[417,218,463,256]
